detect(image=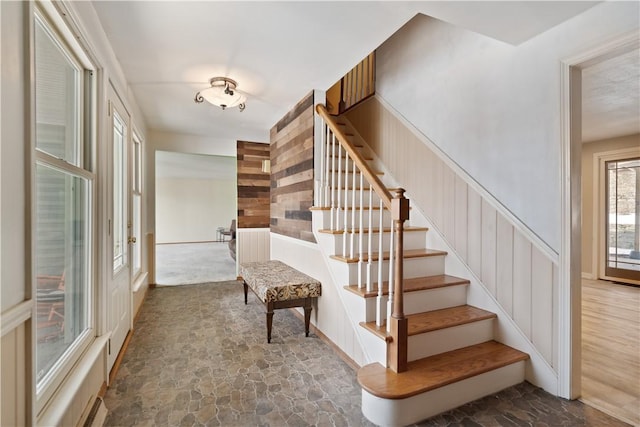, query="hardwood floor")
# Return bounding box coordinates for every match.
[581,278,640,425]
